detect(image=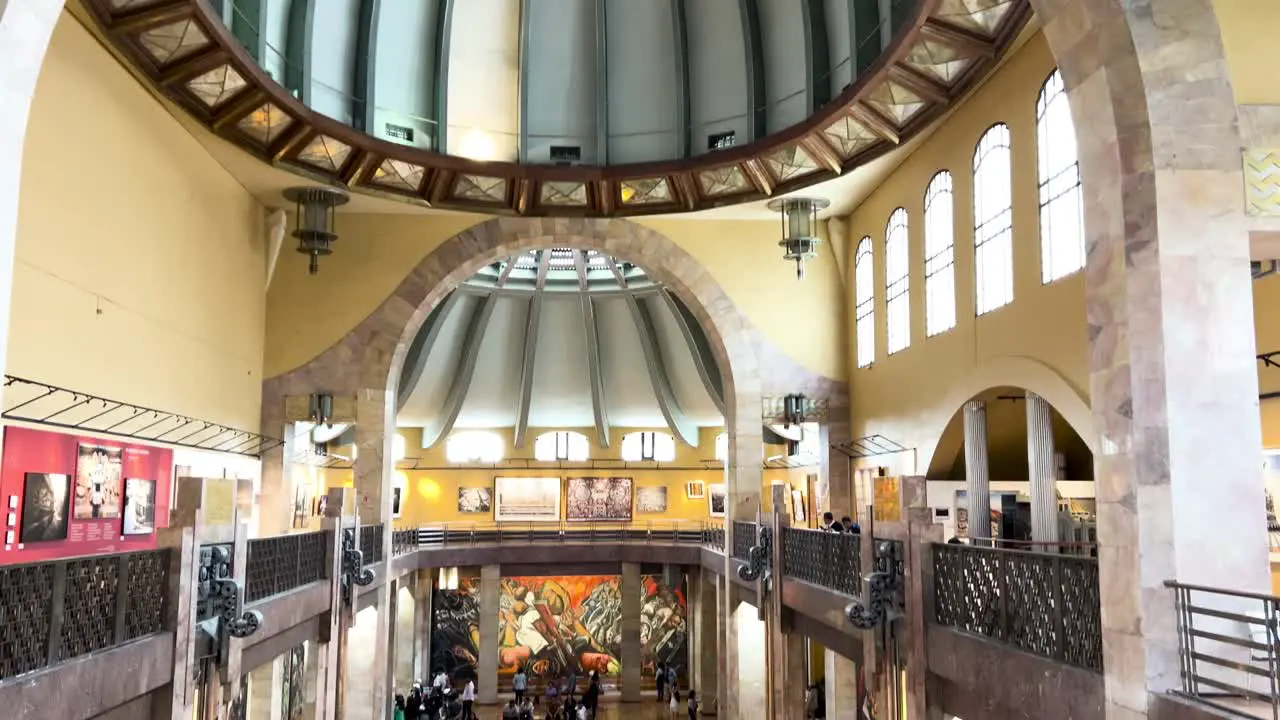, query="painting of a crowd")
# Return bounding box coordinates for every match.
[430,573,687,683]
